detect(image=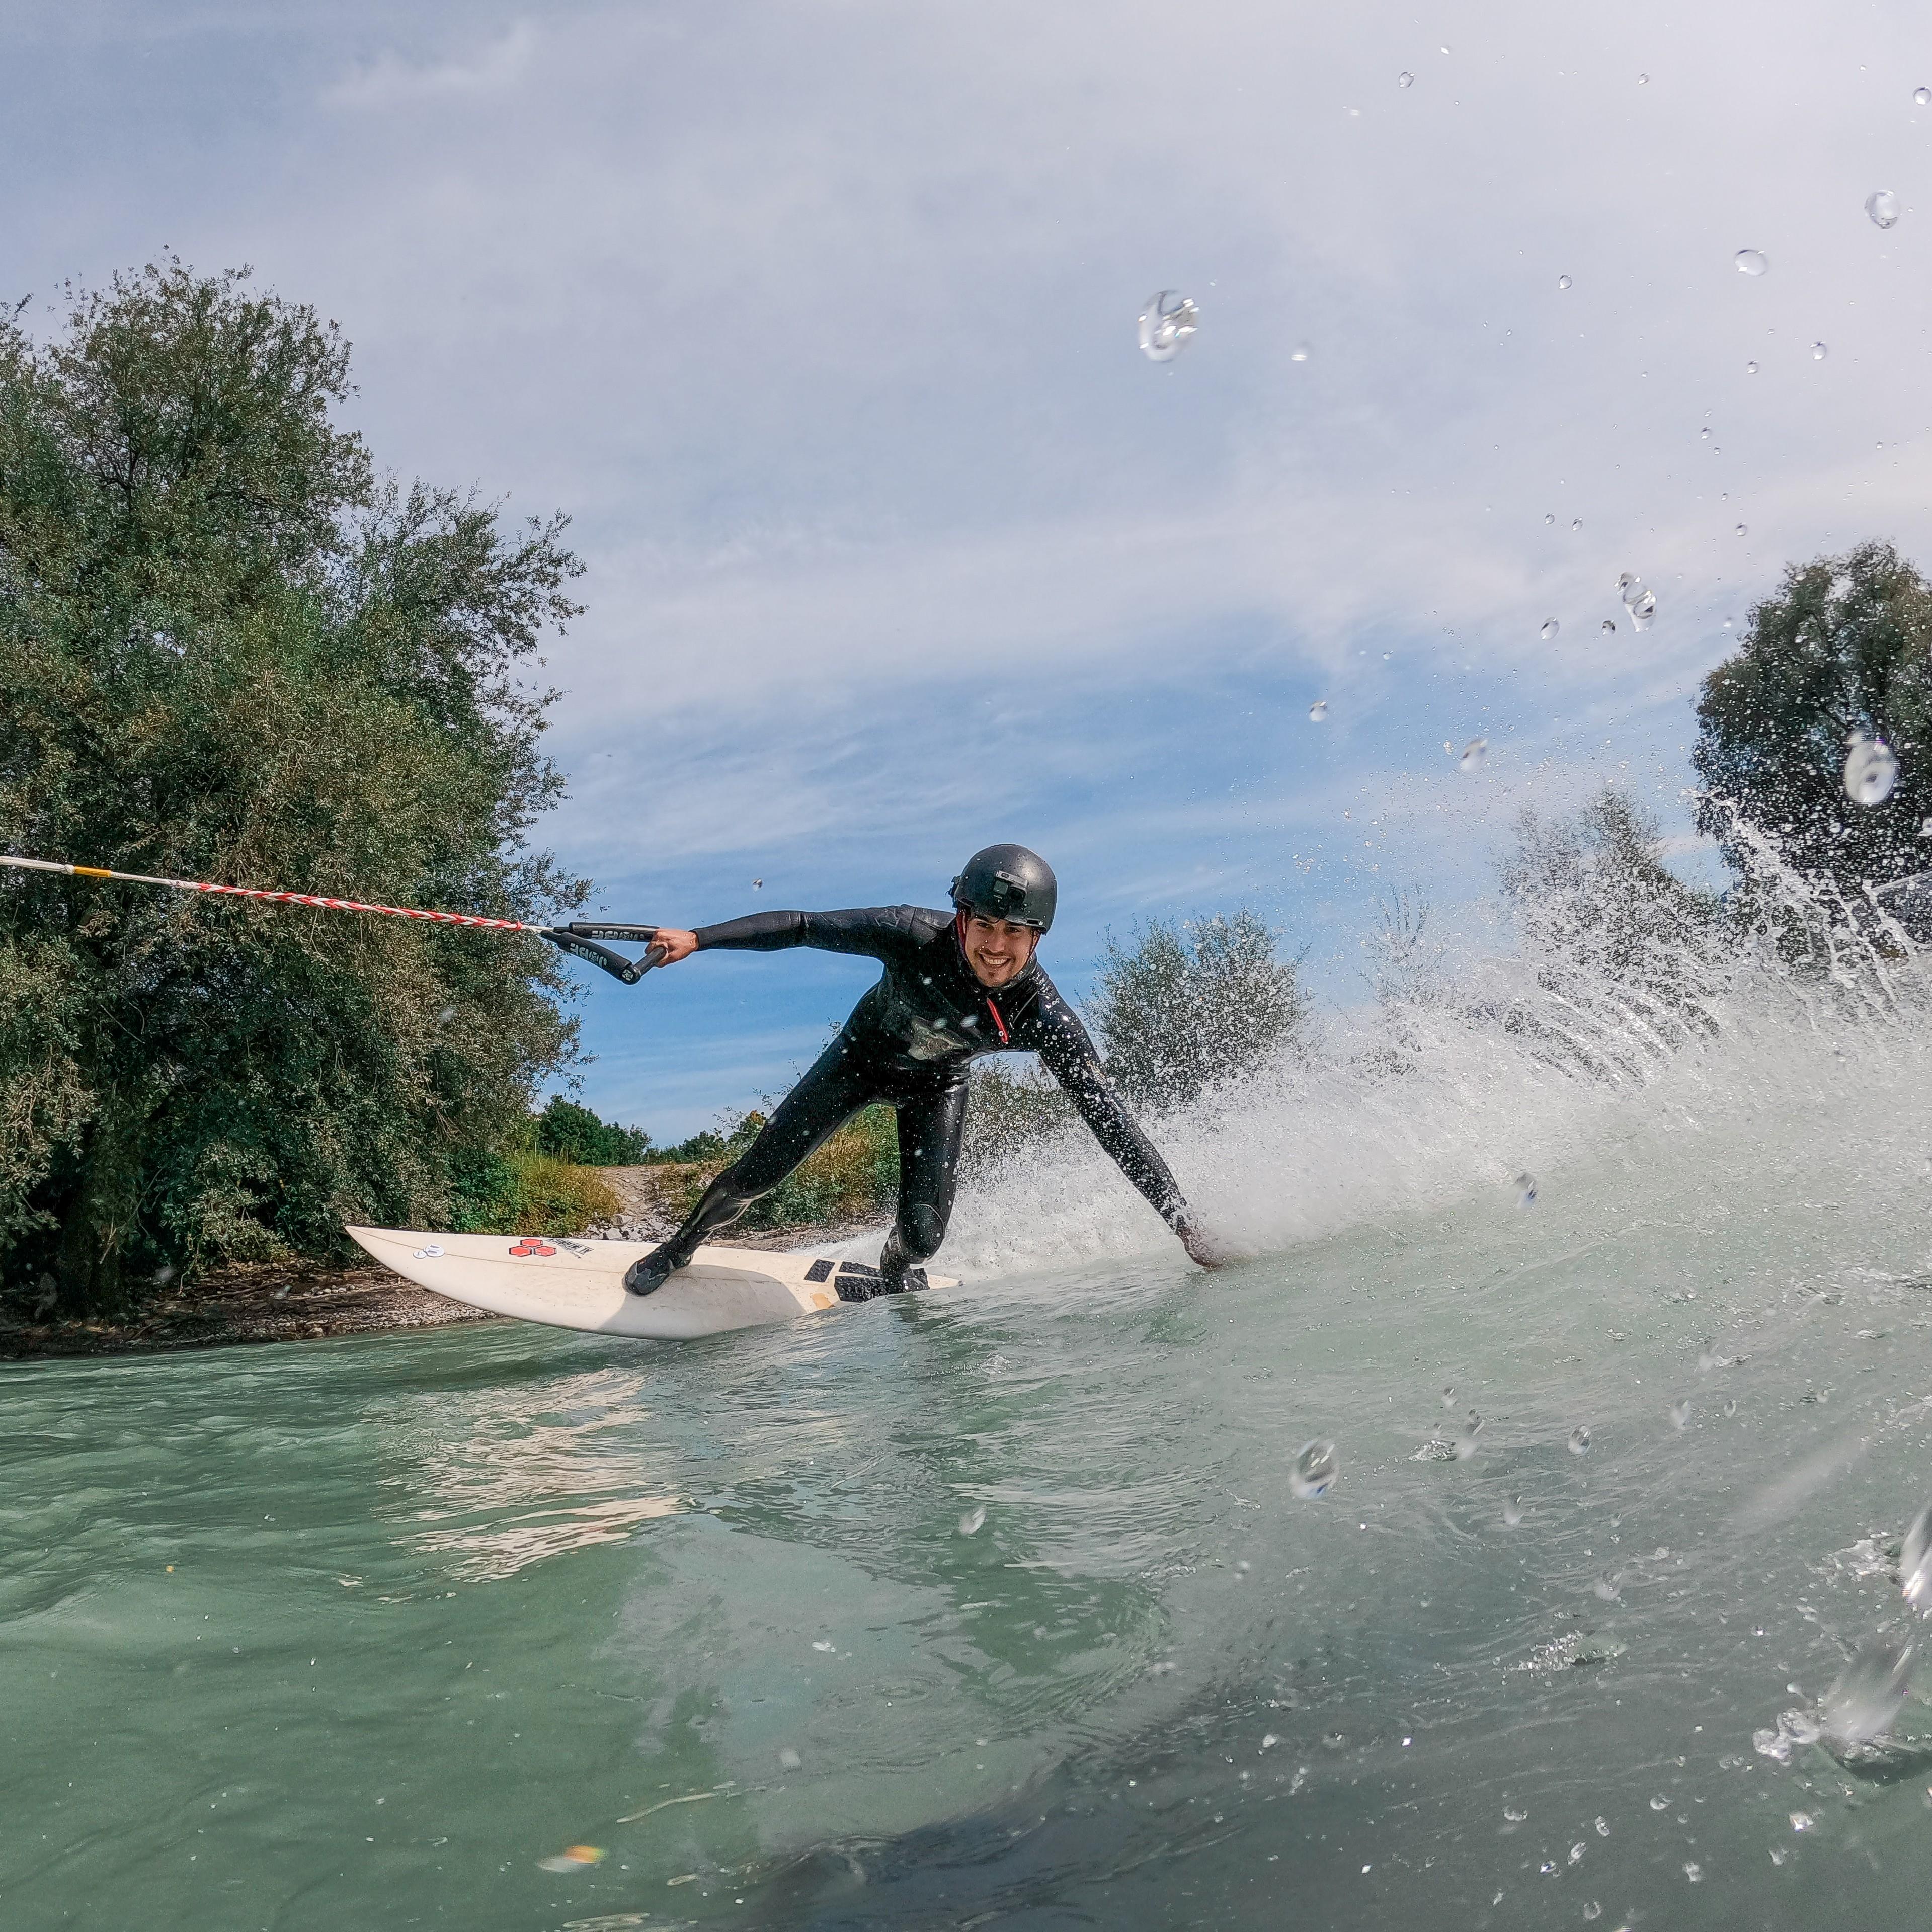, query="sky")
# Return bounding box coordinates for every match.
[6,0,1931,1138]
